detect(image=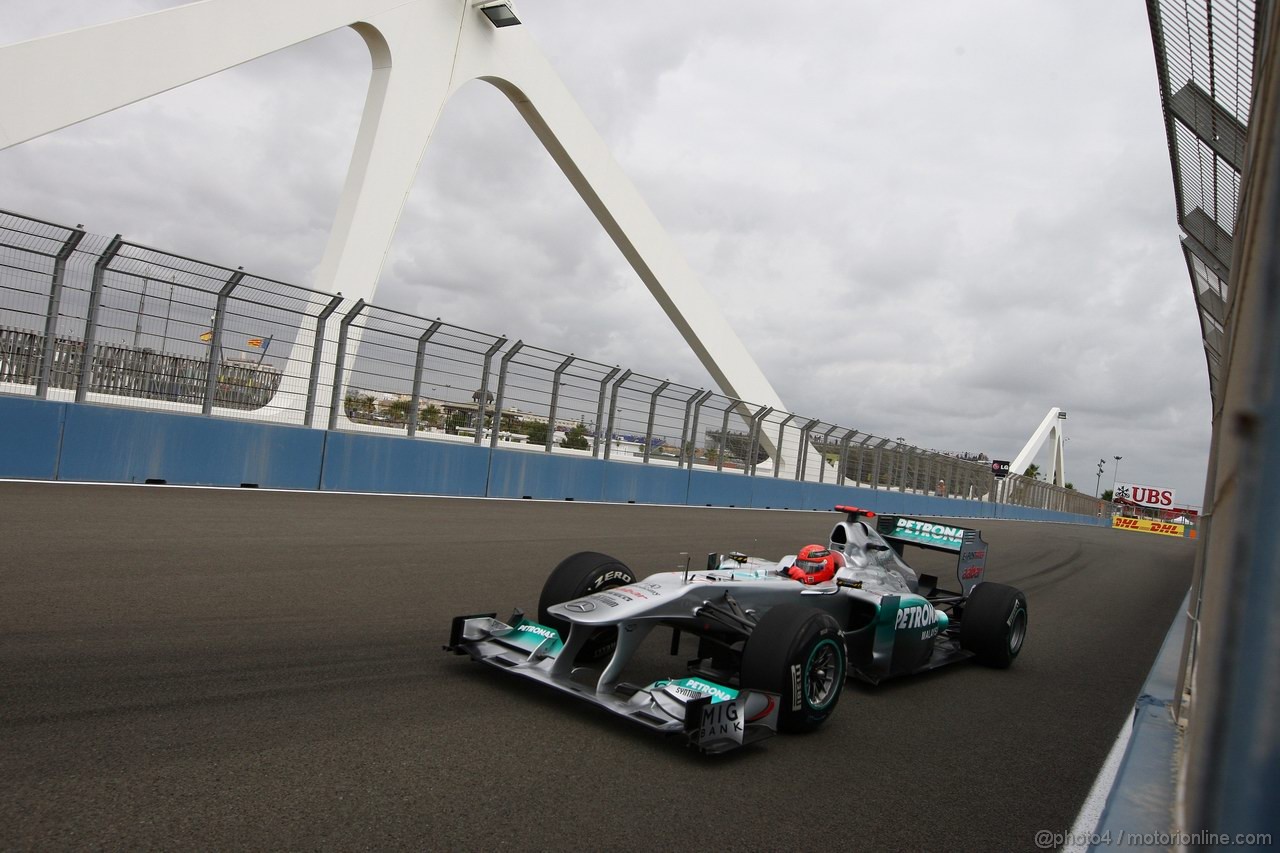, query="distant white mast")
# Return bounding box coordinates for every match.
[1009,408,1068,487]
